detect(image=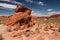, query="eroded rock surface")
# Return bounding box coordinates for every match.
[3,6,37,30]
